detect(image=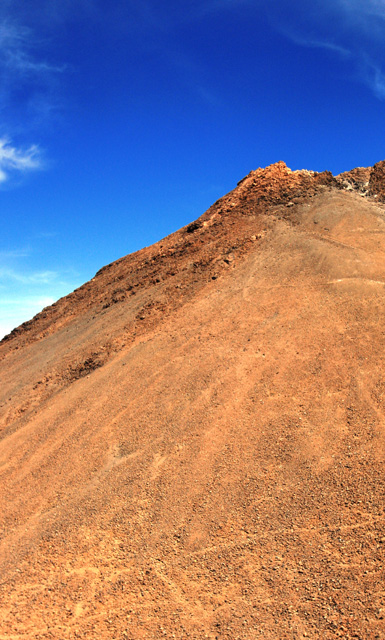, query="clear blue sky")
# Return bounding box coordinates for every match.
[1,0,385,337]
